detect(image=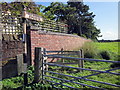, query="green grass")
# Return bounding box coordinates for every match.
[1,66,51,90]
[1,42,120,89]
[95,42,119,55]
[94,42,120,61]
[45,42,120,89]
[47,60,120,89]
